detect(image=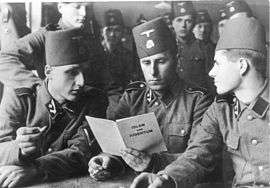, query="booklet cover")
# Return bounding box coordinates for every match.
[86,112,167,156]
